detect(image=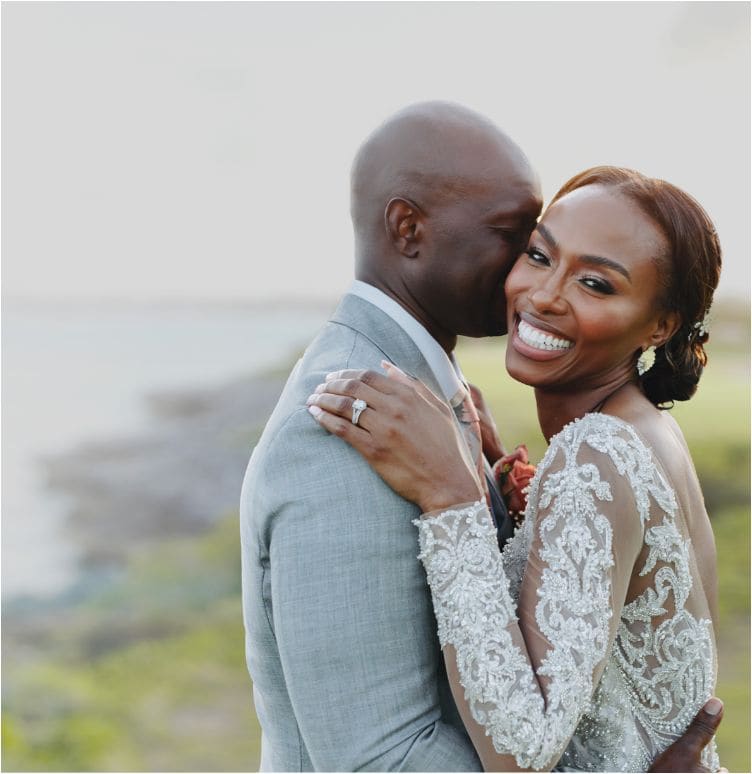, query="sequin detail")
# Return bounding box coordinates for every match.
[416,413,718,772]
